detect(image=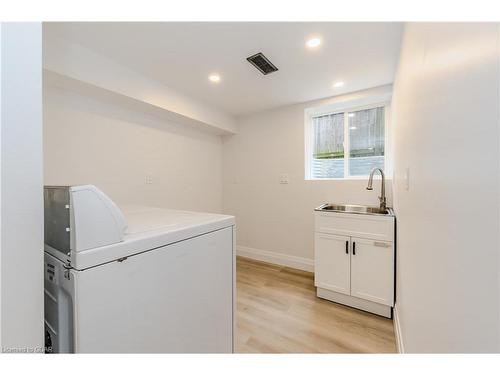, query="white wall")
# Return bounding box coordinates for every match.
[1,21,2,349]
[222,86,393,269]
[392,23,500,352]
[44,85,223,213]
[0,23,44,352]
